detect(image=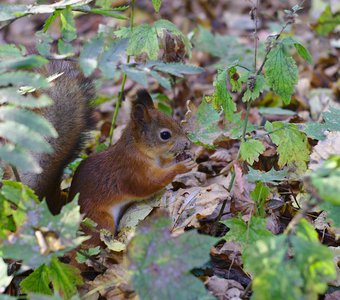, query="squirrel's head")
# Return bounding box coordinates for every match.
[130,89,190,159]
